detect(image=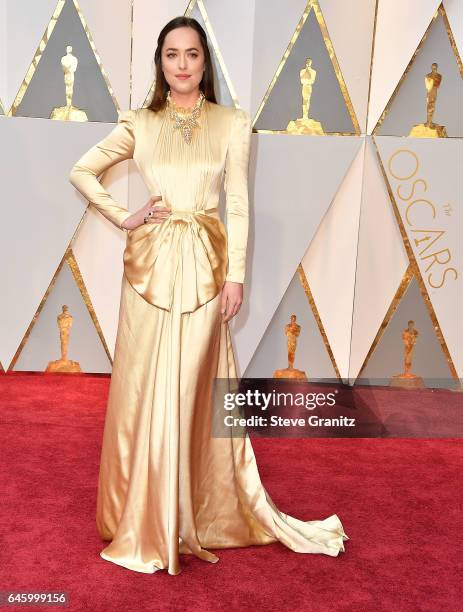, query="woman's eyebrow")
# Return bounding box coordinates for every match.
[165,47,200,52]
